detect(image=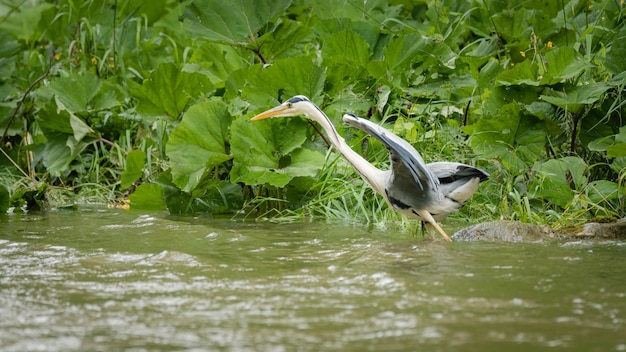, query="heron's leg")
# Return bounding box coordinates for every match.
[414,210,452,242]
